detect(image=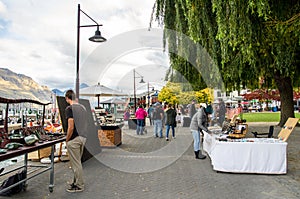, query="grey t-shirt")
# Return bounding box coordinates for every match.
[65,103,88,139]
